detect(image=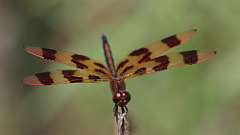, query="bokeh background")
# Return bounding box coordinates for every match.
[1,0,240,135]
